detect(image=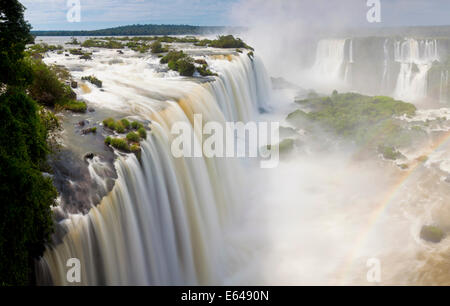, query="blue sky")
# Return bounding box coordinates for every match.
[21,0,450,31]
